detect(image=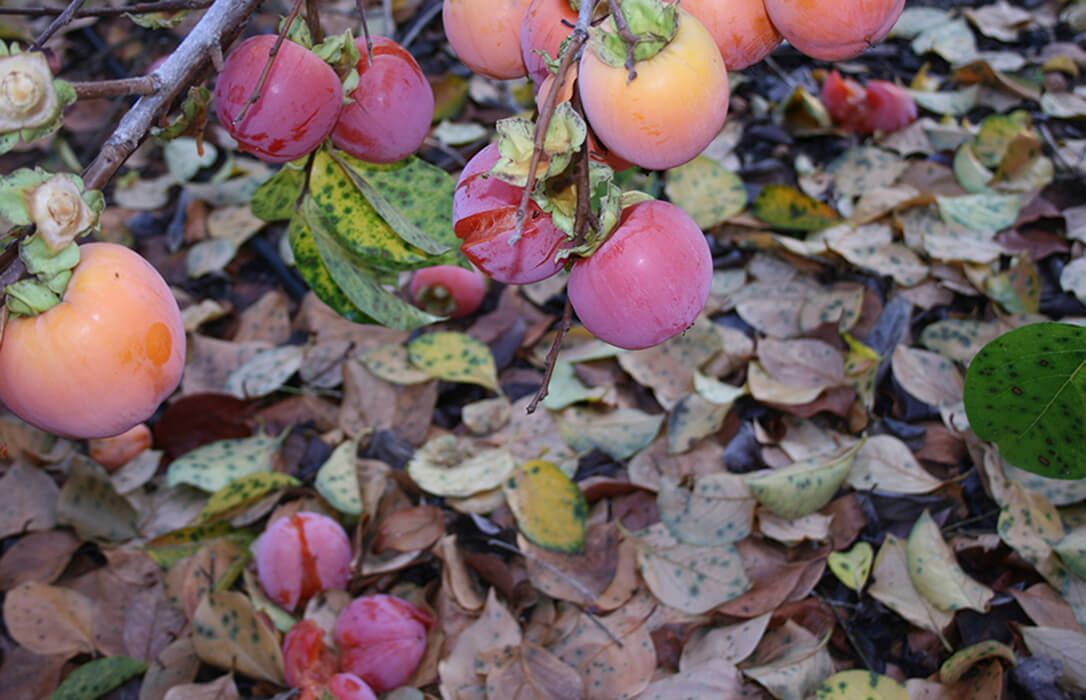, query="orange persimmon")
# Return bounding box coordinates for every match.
[676,0,783,70]
[764,0,905,62]
[442,0,530,79]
